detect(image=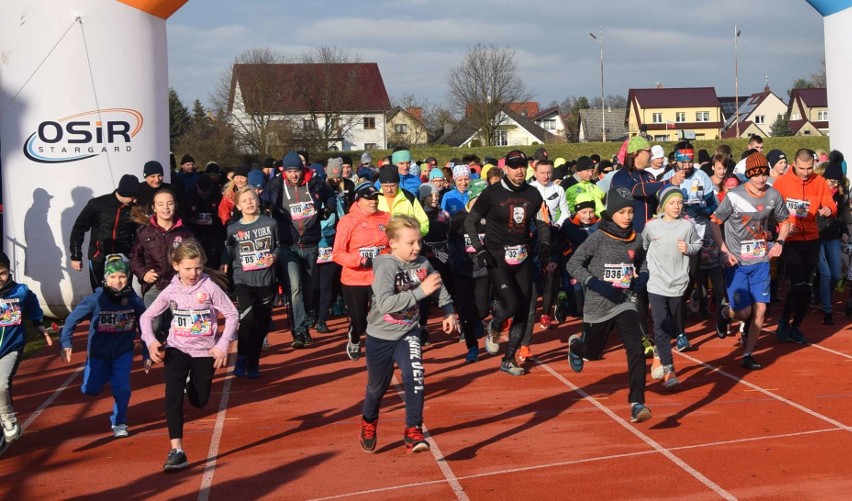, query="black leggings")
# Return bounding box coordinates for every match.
[235,284,275,363]
[488,256,534,363]
[312,262,340,323]
[453,275,491,348]
[782,240,820,326]
[163,348,215,439]
[342,284,372,344]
